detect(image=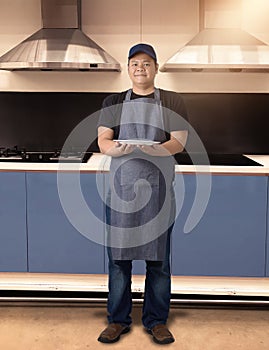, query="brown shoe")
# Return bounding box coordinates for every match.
[147,324,175,344]
[98,323,130,343]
